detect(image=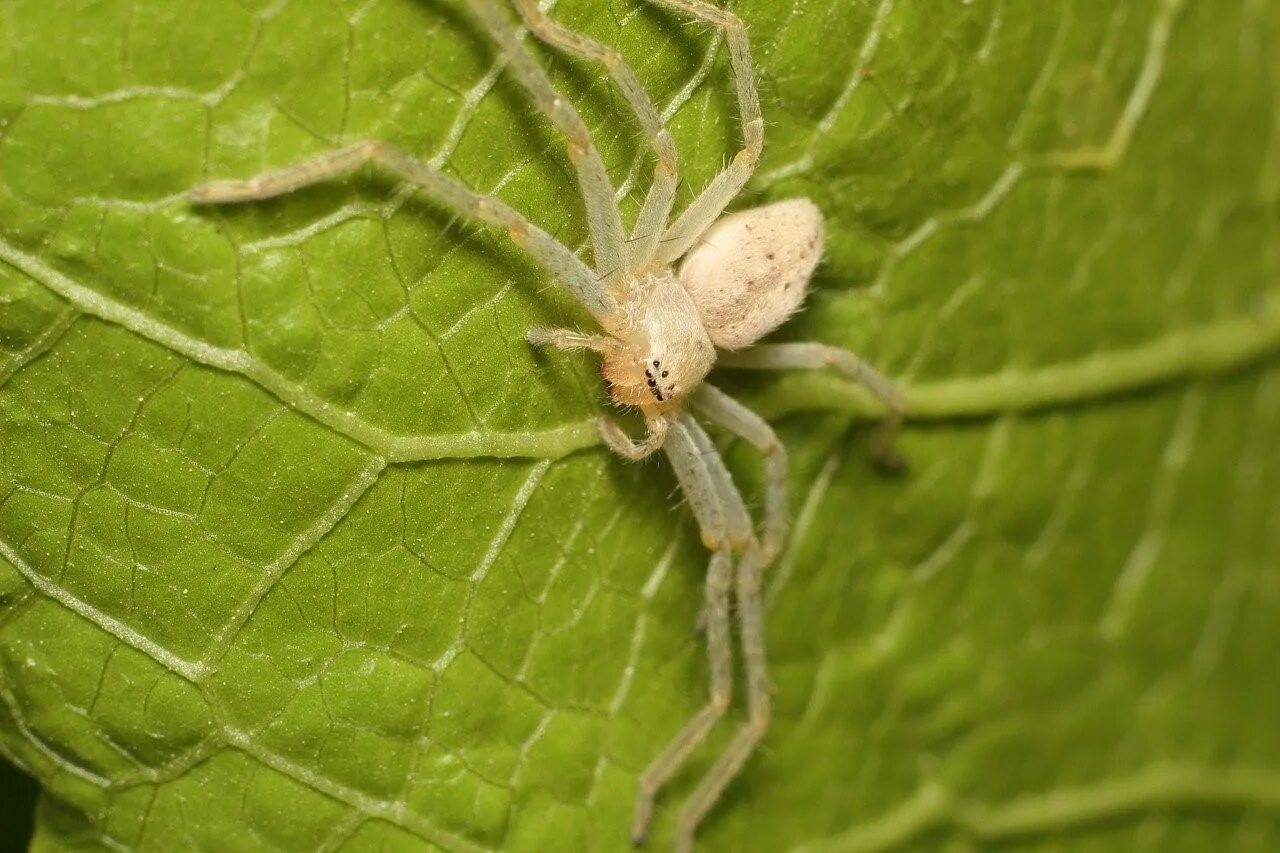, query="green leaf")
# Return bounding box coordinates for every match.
[0,754,37,847]
[2,0,1278,850]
